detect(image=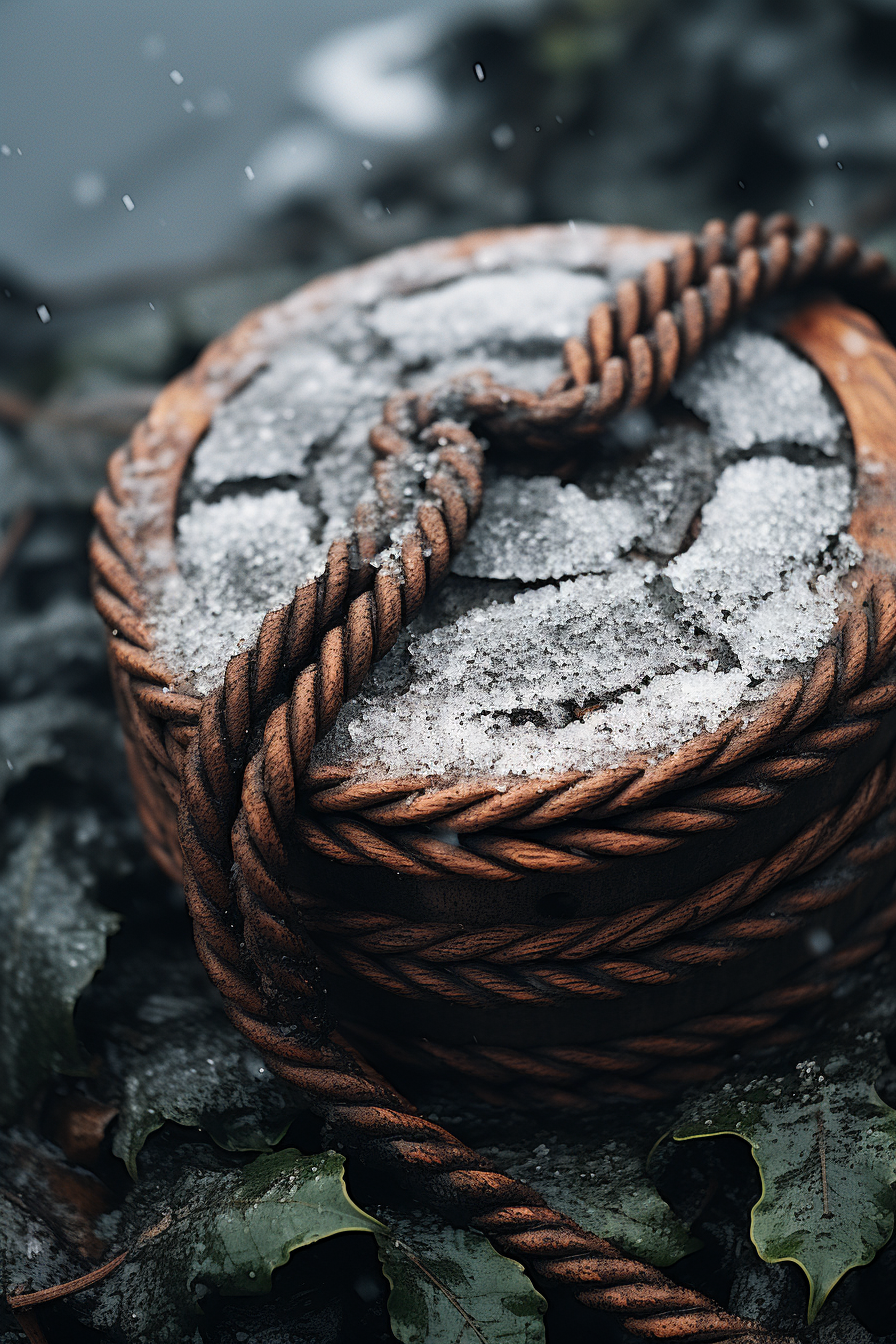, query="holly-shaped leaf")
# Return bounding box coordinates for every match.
[113,1010,304,1177]
[376,1214,547,1343]
[480,1135,700,1267]
[91,1149,546,1344]
[0,812,120,1121]
[674,1031,896,1322]
[89,1149,379,1343]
